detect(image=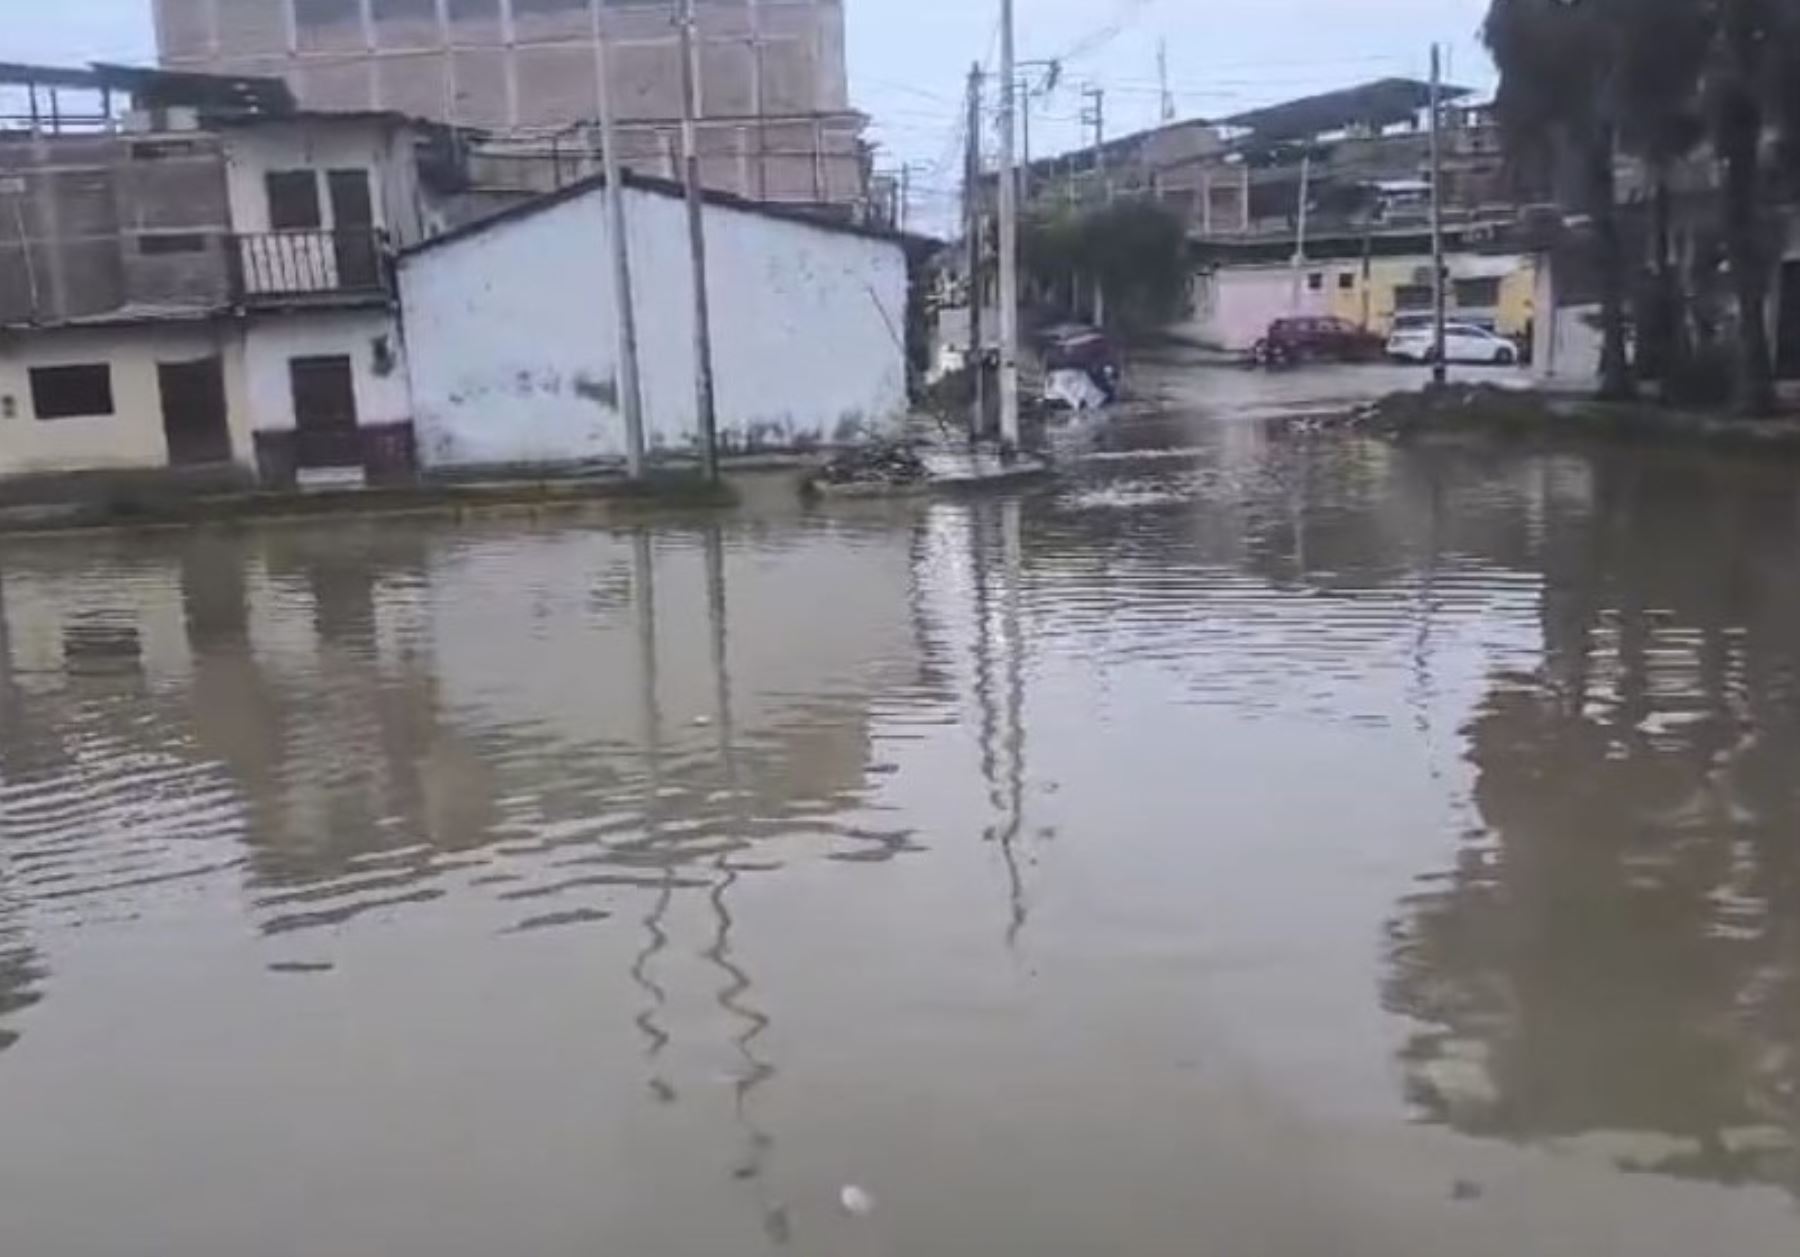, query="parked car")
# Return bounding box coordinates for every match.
[1386,320,1522,365]
[1251,317,1385,366]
